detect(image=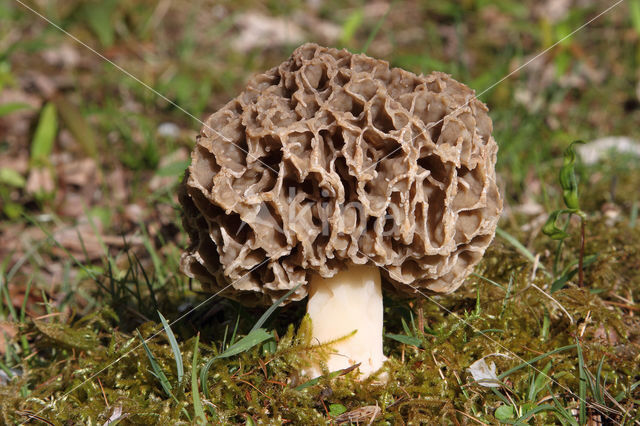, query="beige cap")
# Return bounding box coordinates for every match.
[179,43,502,305]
